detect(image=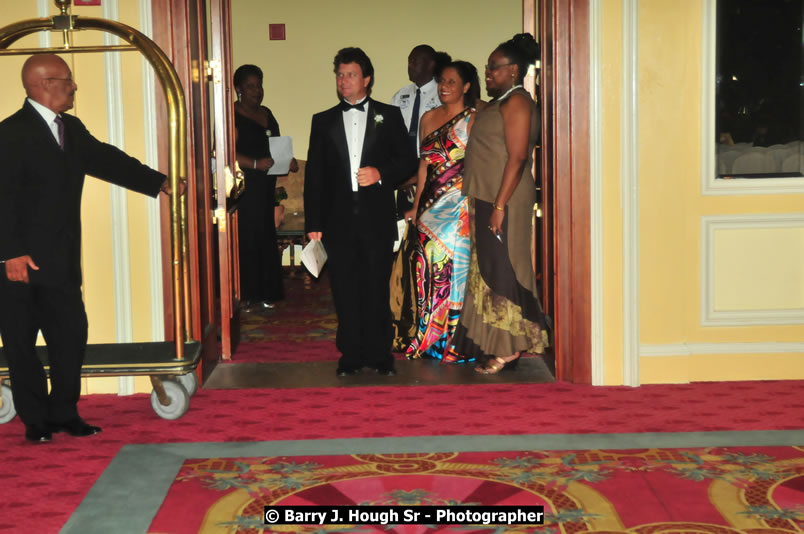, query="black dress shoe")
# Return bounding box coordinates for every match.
[25,424,52,443]
[375,365,397,377]
[49,417,102,437]
[335,366,360,377]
